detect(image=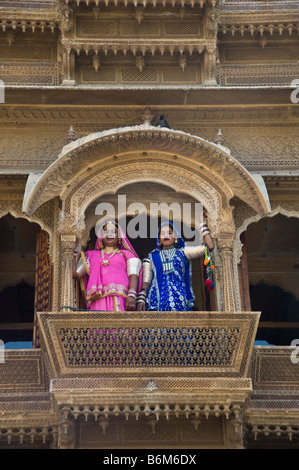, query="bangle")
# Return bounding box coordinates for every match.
[127,290,137,299]
[137,290,146,304]
[137,293,146,298]
[202,230,210,237]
